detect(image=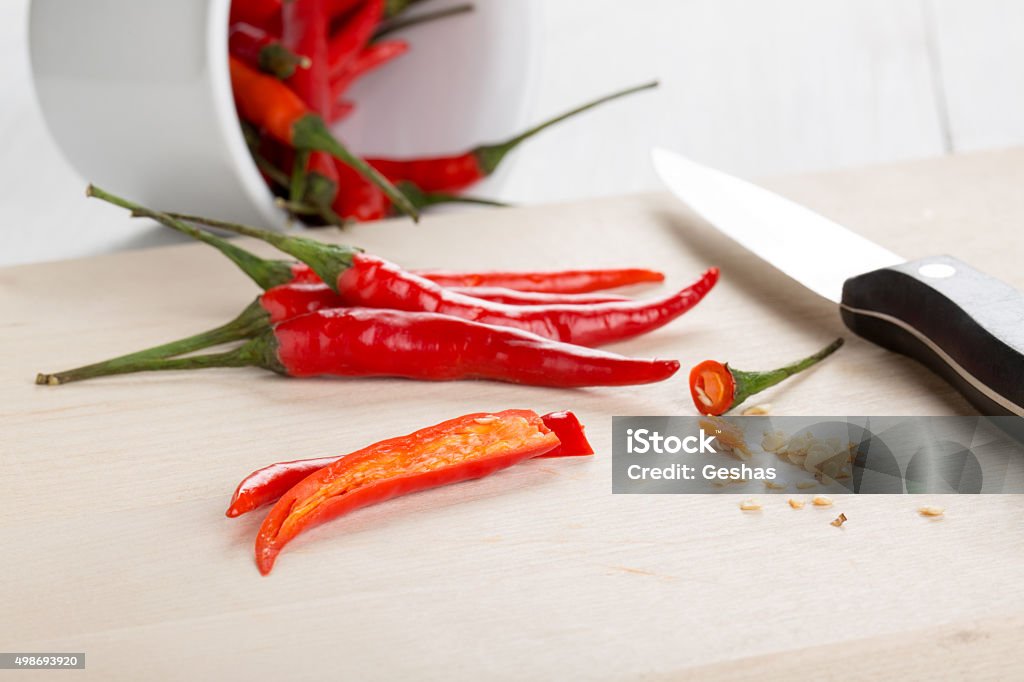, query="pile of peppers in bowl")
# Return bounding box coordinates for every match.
[228,0,657,225]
